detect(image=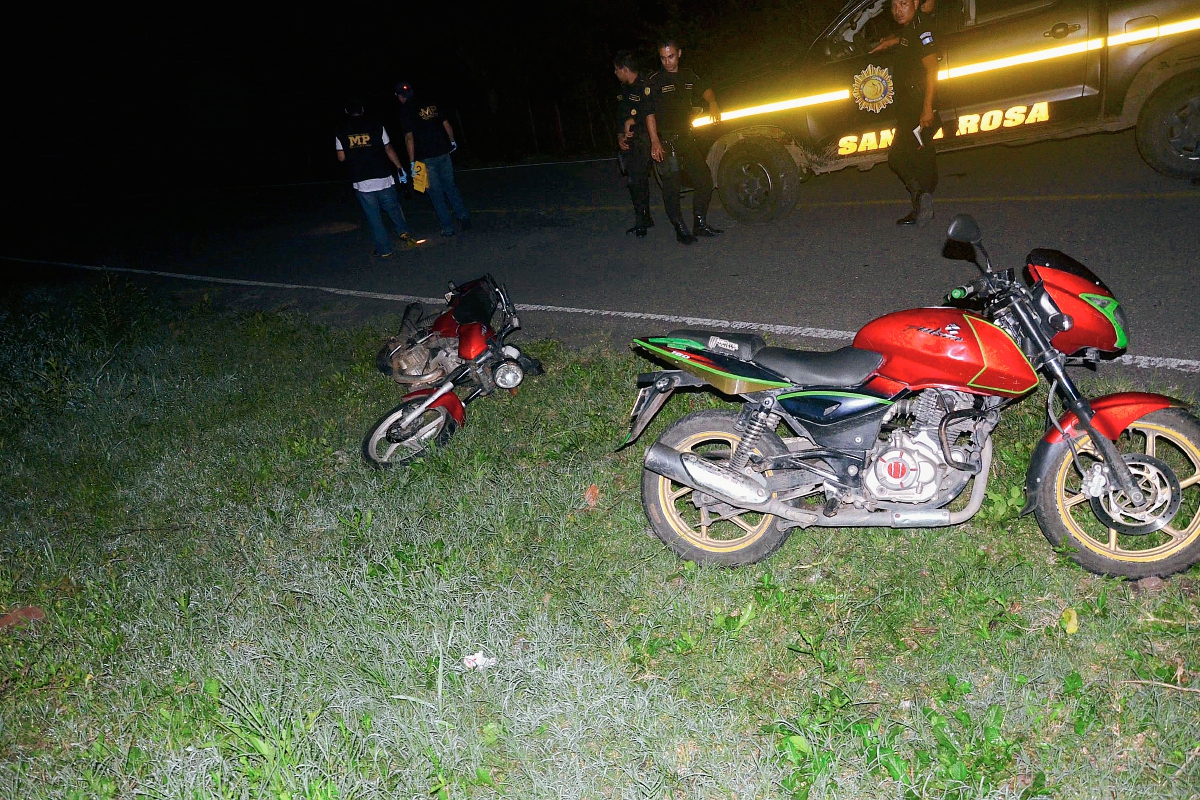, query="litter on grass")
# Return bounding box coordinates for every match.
[463,651,498,671]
